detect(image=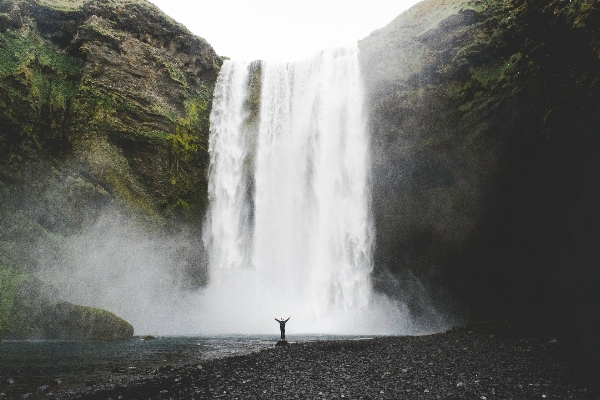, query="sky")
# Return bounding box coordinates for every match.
[149,0,422,62]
